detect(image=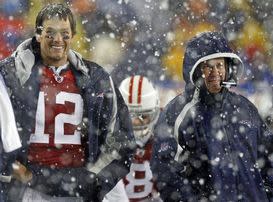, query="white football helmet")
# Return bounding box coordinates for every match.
[119,75,160,146]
